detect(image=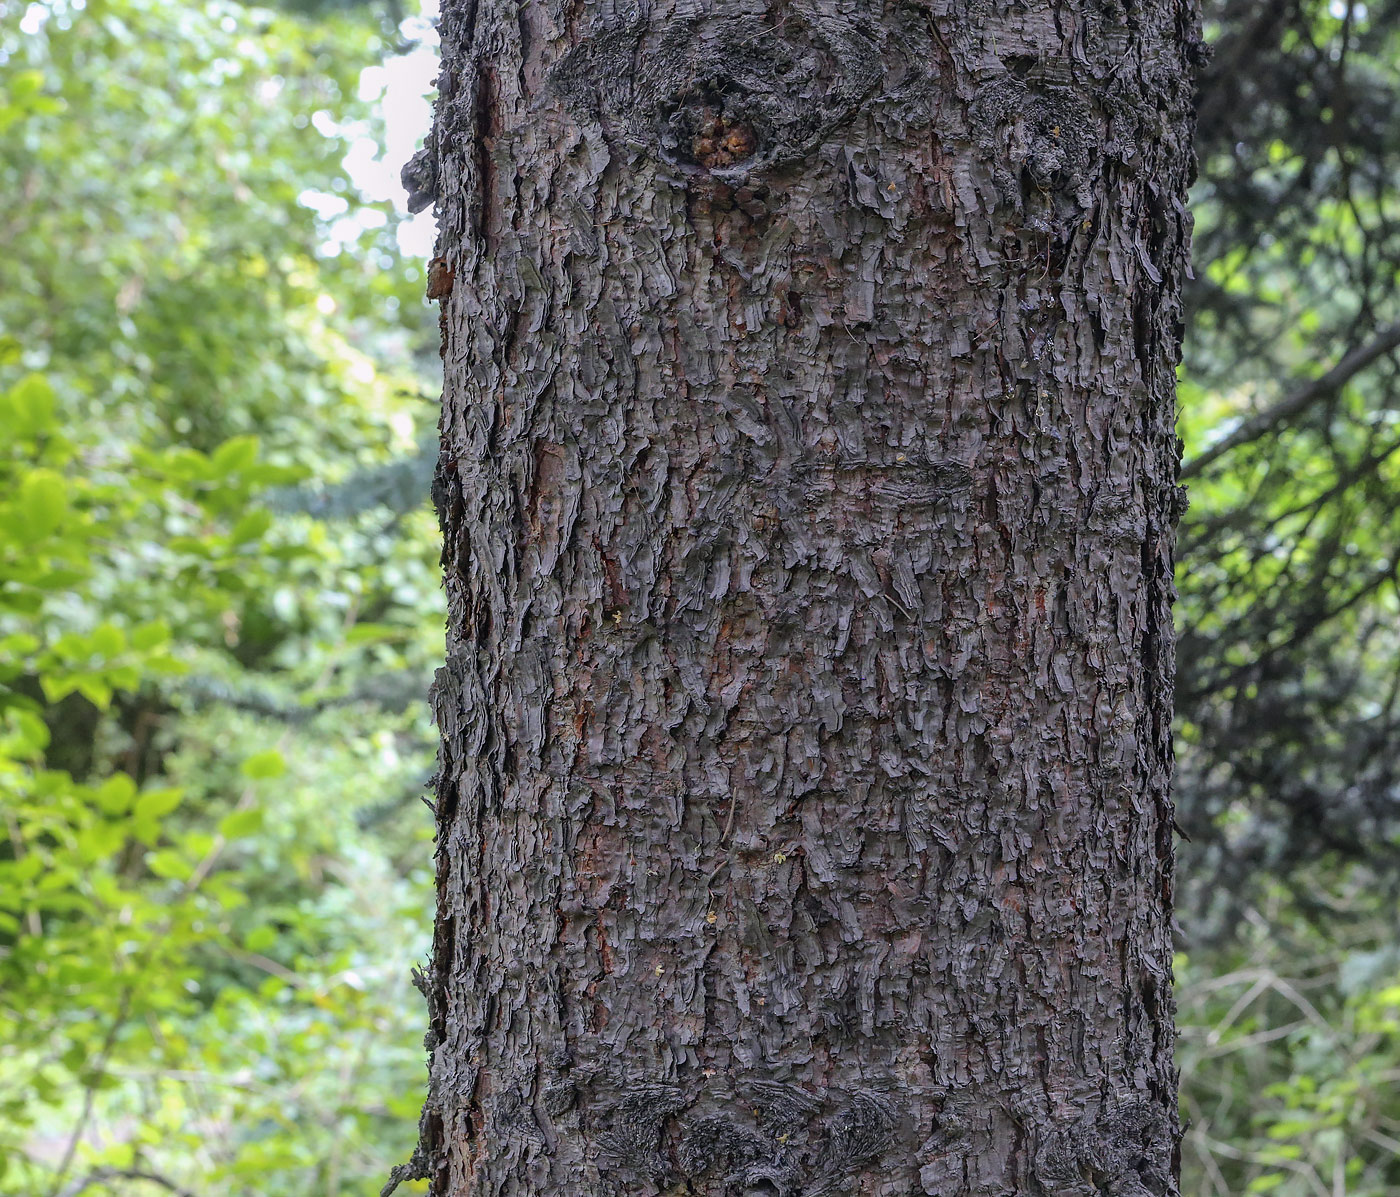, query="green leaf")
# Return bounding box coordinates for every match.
[60,1041,89,1074]
[130,620,171,650]
[146,849,194,881]
[16,469,68,540]
[7,373,57,436]
[211,435,260,477]
[38,672,78,703]
[9,854,43,884]
[245,926,278,954]
[94,774,138,816]
[29,567,90,592]
[74,676,113,709]
[219,807,265,839]
[5,708,50,754]
[90,621,127,657]
[77,820,126,864]
[0,632,41,657]
[345,622,403,644]
[229,507,273,545]
[133,787,184,820]
[240,750,286,780]
[8,69,45,101]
